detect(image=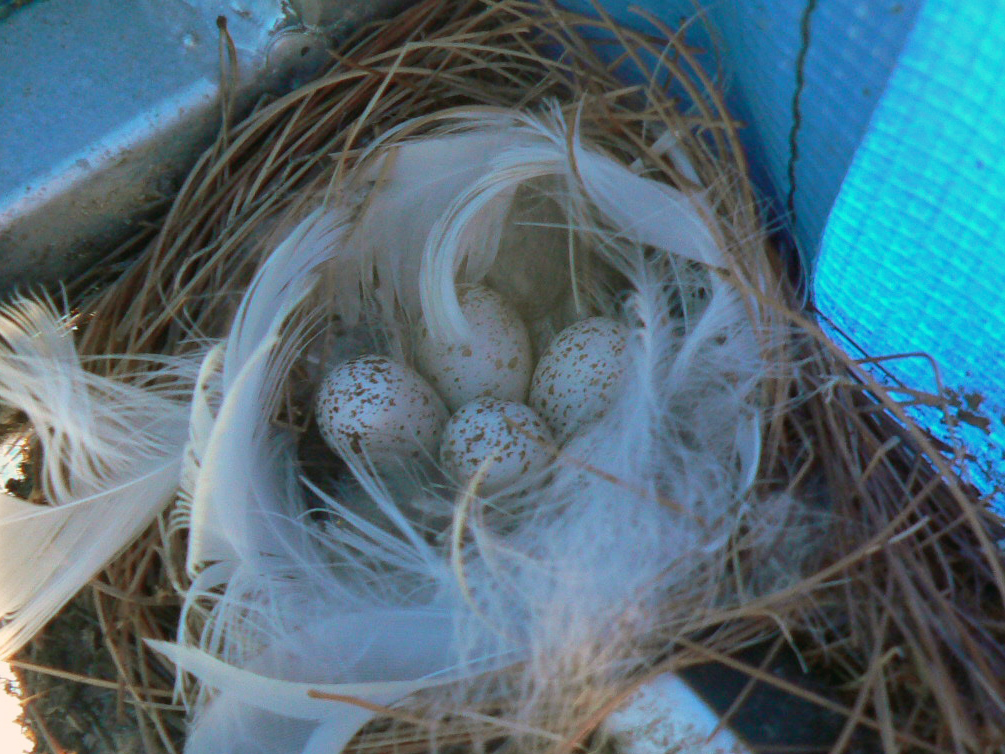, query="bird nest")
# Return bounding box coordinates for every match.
[4,1,1005,753]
